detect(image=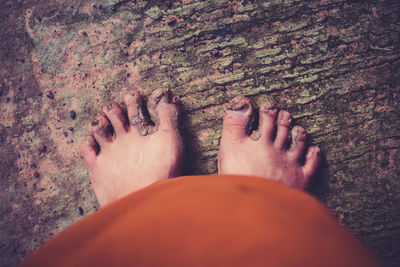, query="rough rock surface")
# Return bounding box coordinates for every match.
[0,0,399,266]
